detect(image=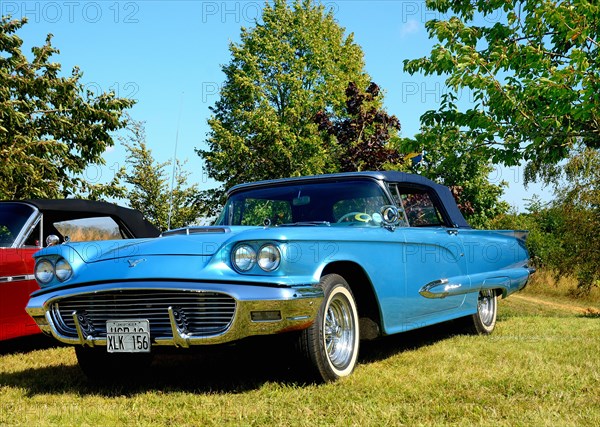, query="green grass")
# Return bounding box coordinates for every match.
[1,295,599,426]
